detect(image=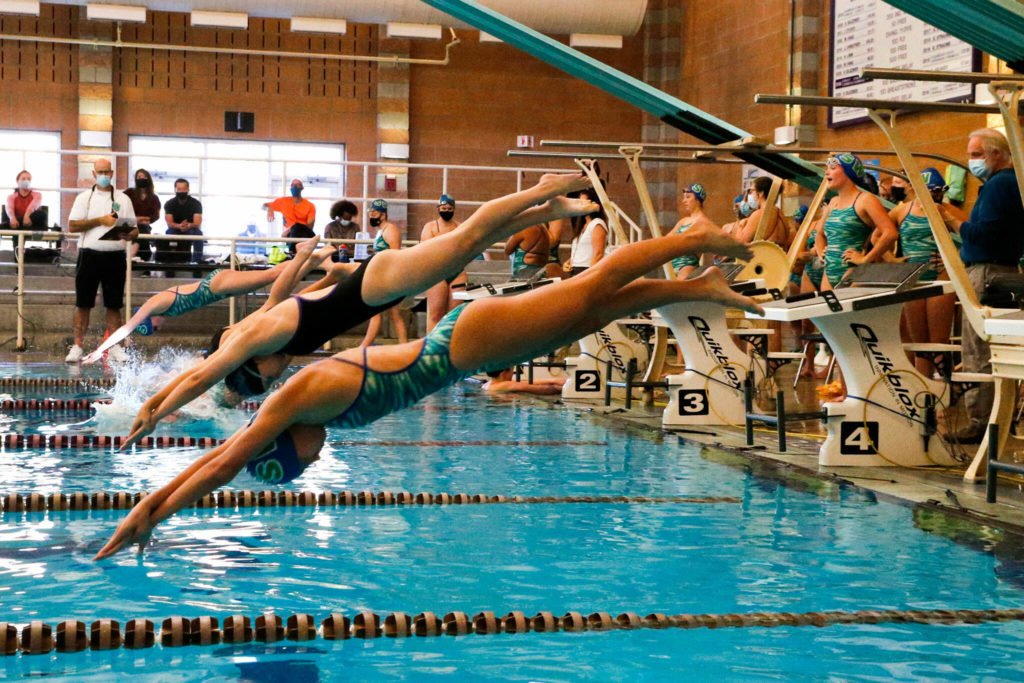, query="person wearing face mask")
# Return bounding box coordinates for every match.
[890,167,958,378]
[65,158,138,363]
[124,168,160,263]
[362,198,408,346]
[937,128,1024,442]
[264,179,316,254]
[162,178,204,275]
[4,170,44,233]
[420,194,466,331]
[738,176,789,247]
[324,200,360,263]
